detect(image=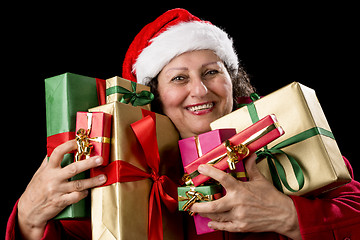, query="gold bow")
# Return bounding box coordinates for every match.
[225,140,250,170]
[178,189,214,216]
